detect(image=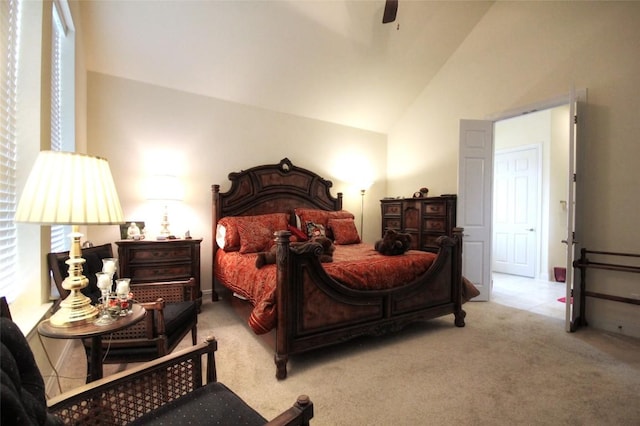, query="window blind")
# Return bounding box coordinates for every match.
[0,0,21,302]
[50,4,66,252]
